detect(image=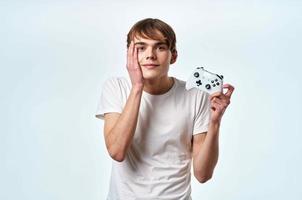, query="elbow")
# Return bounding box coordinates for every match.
[194,171,213,184]
[108,148,126,162]
[197,175,212,184]
[196,174,212,183]
[111,154,125,162]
